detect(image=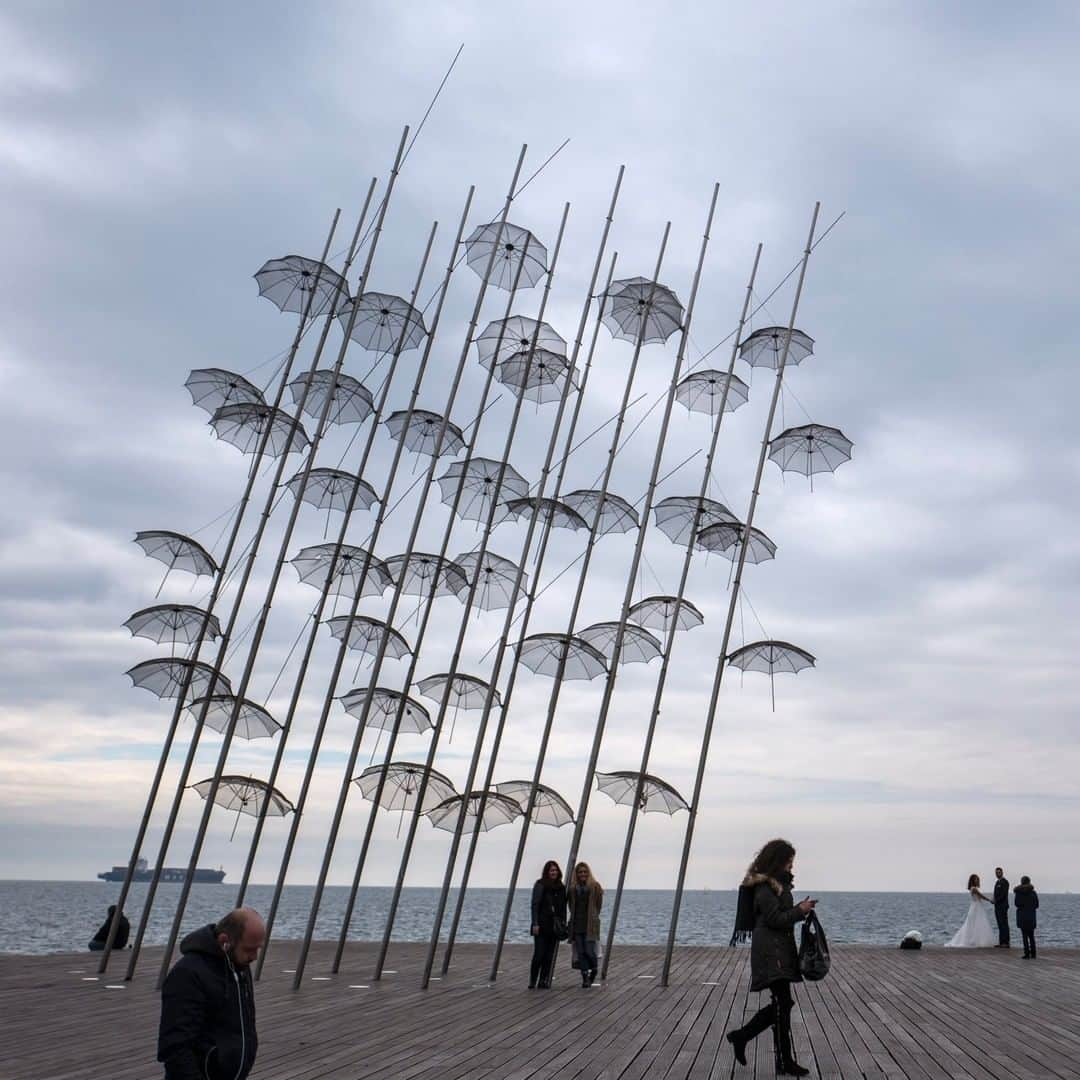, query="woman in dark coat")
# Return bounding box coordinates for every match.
[1014,876,1039,959]
[726,839,816,1077]
[529,860,567,989]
